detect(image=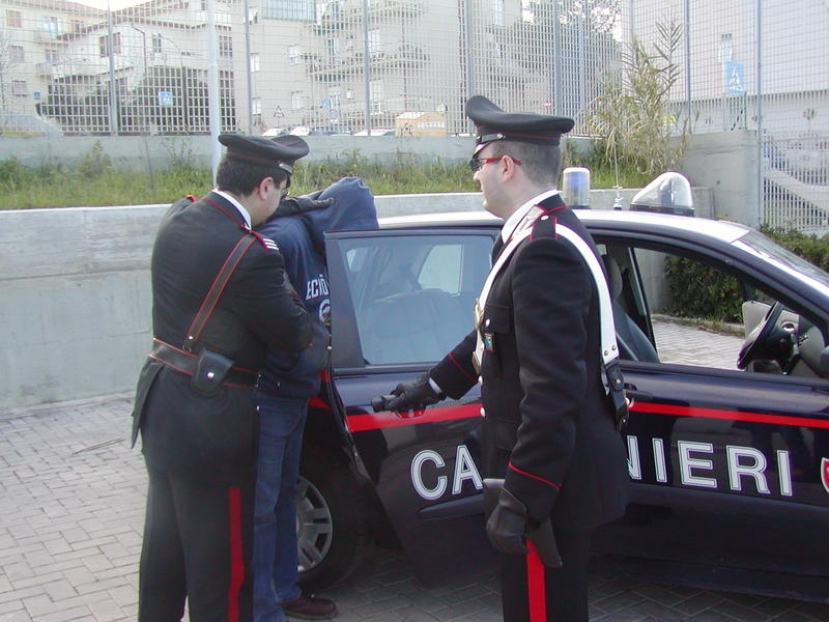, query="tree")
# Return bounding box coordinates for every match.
[586,19,689,178]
